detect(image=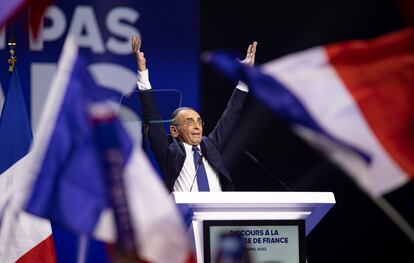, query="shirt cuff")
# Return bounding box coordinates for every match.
[236,81,249,92]
[137,69,152,90]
